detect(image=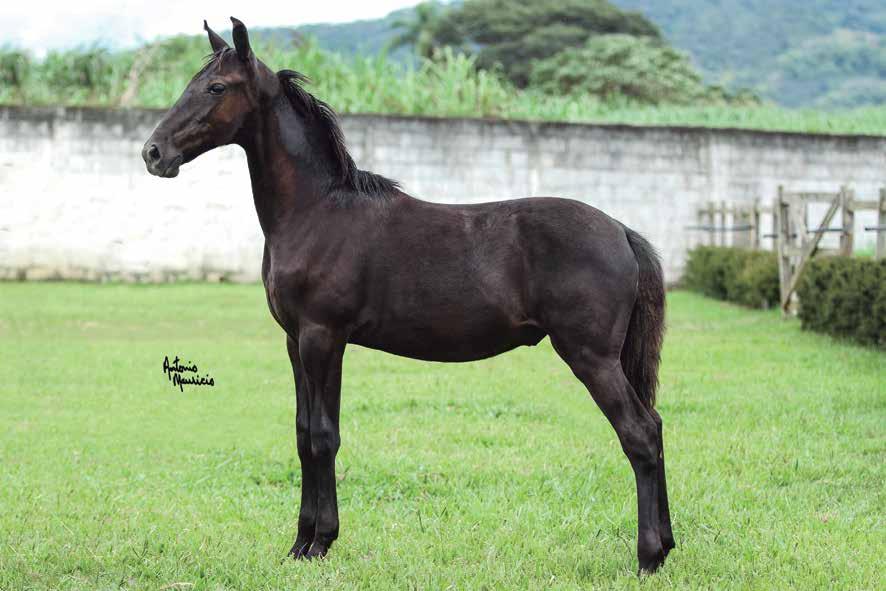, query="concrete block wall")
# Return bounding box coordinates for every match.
[1,107,883,282]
